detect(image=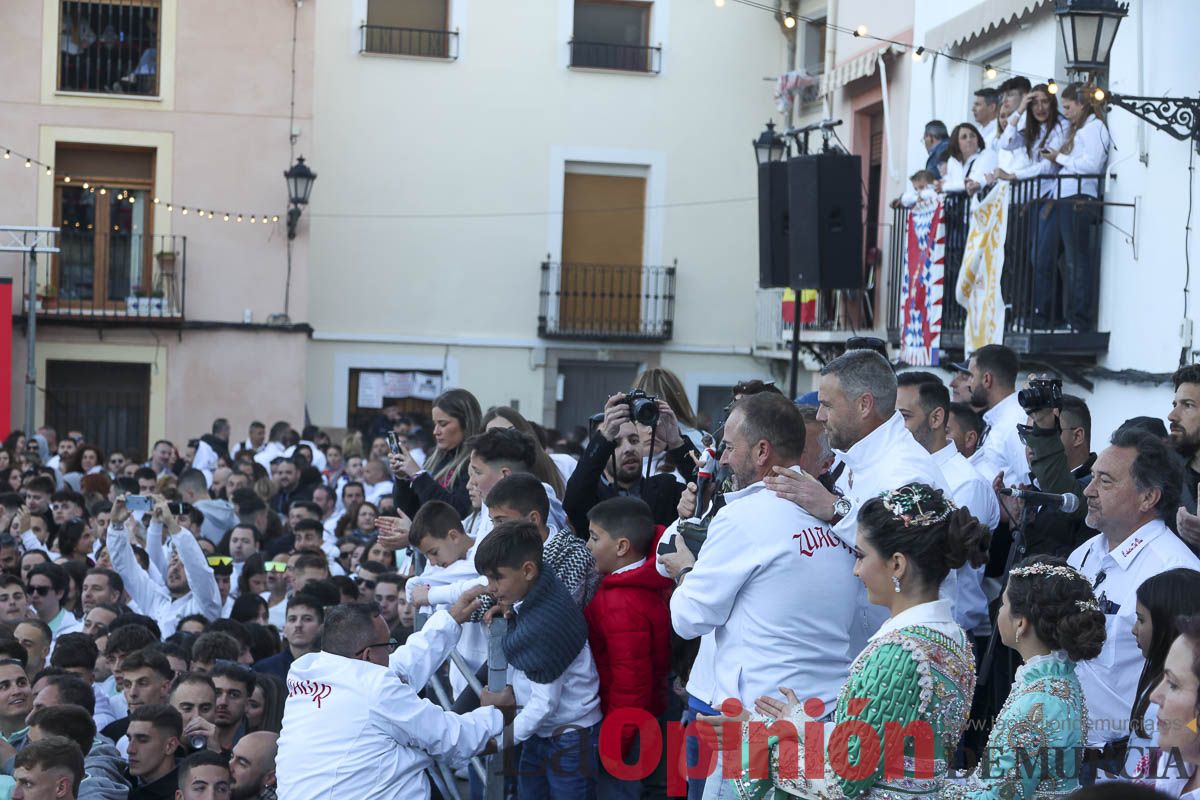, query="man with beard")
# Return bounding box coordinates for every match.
[229,732,277,800]
[765,349,951,654]
[106,498,221,637]
[210,662,254,756]
[563,393,696,536]
[80,569,122,615]
[659,392,859,798]
[964,344,1030,488]
[1169,365,1200,544]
